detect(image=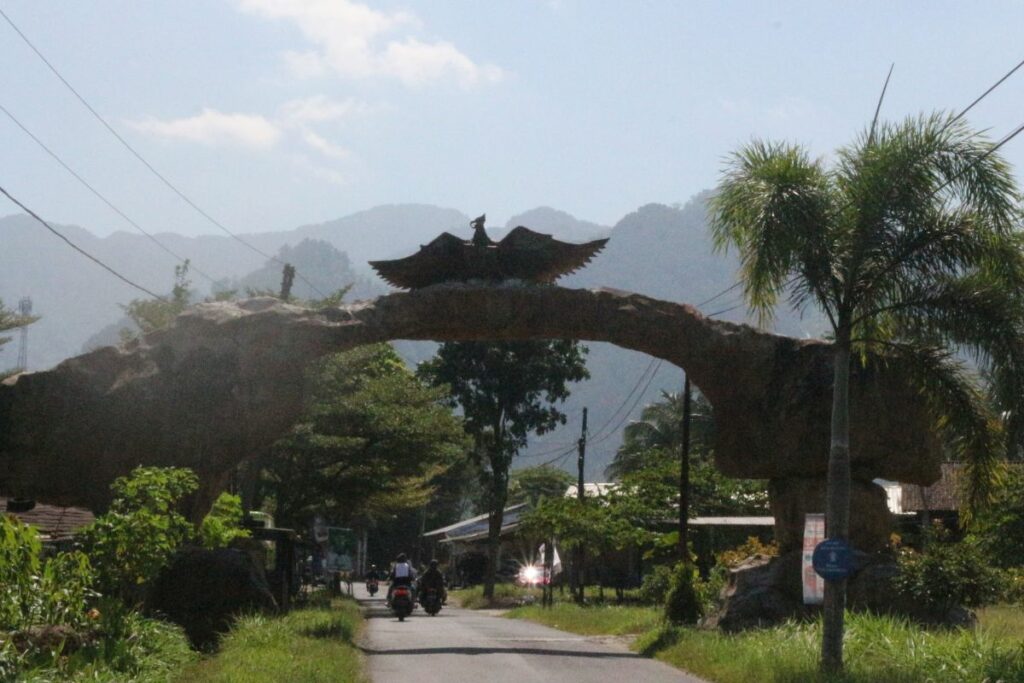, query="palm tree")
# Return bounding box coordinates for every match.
[710,113,1024,673]
[605,390,714,480]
